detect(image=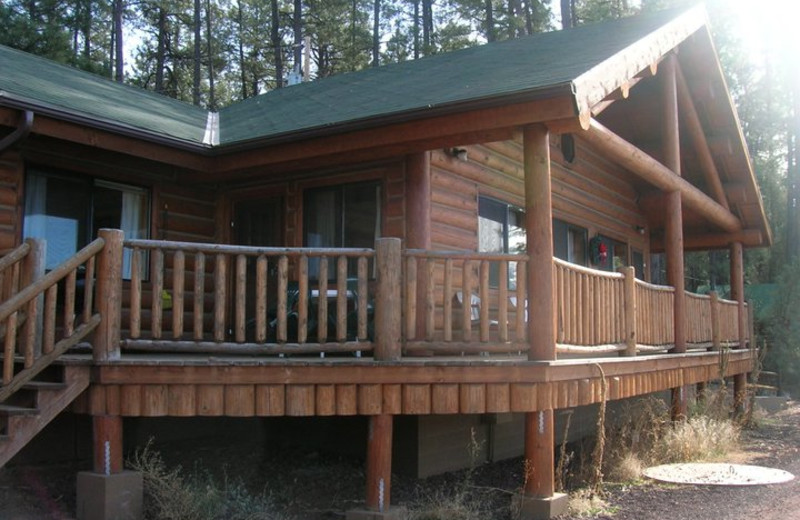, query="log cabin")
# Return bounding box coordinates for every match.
[0,5,769,520]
